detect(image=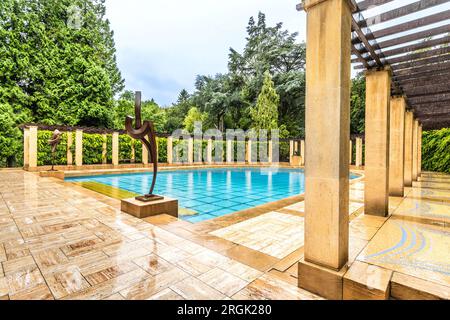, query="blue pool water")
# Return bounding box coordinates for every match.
[66,168,359,223]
